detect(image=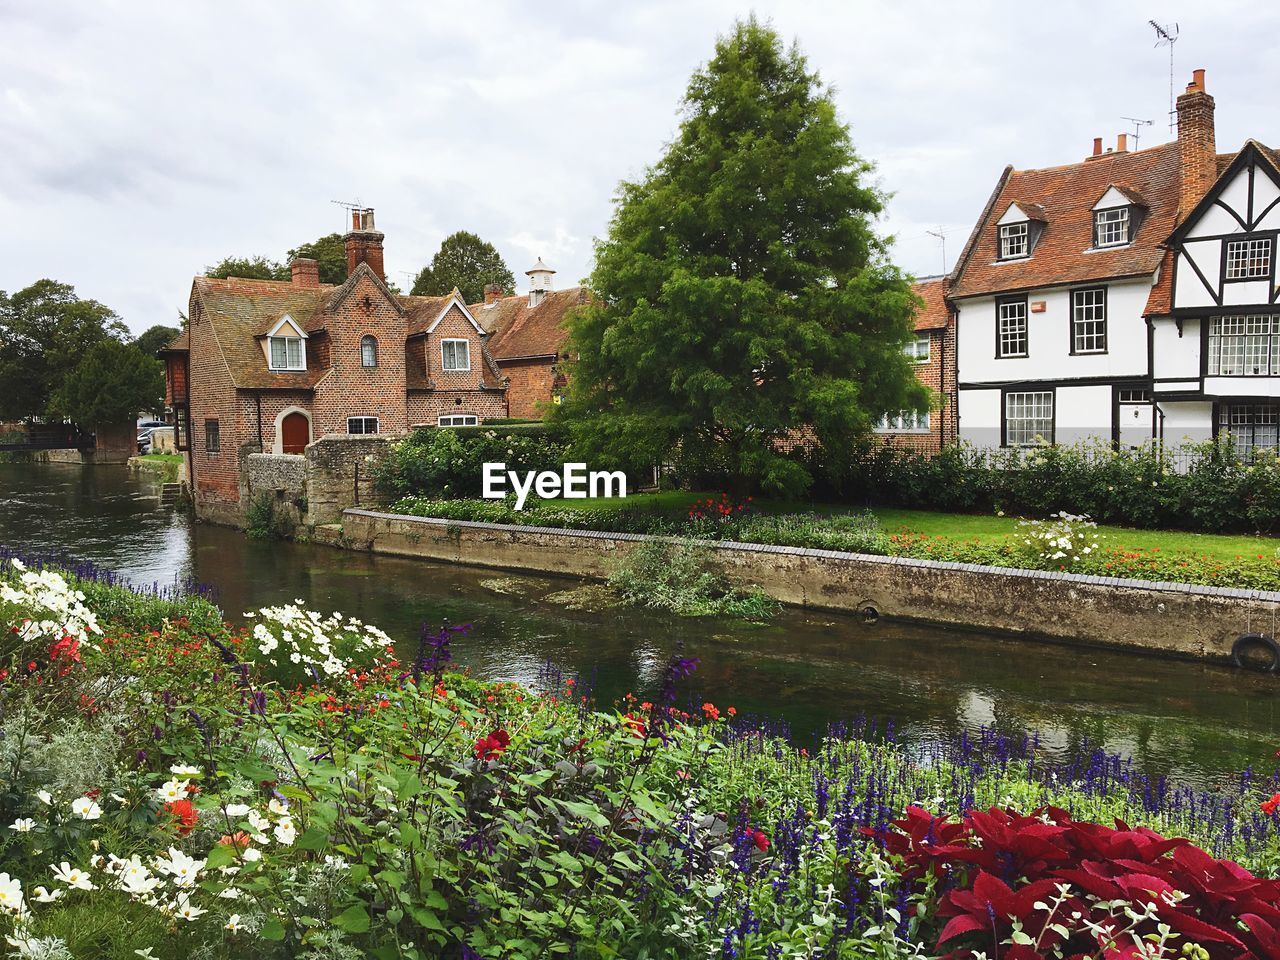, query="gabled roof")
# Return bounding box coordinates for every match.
[1167,140,1280,244]
[951,141,1186,299]
[478,287,587,360]
[911,277,951,331]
